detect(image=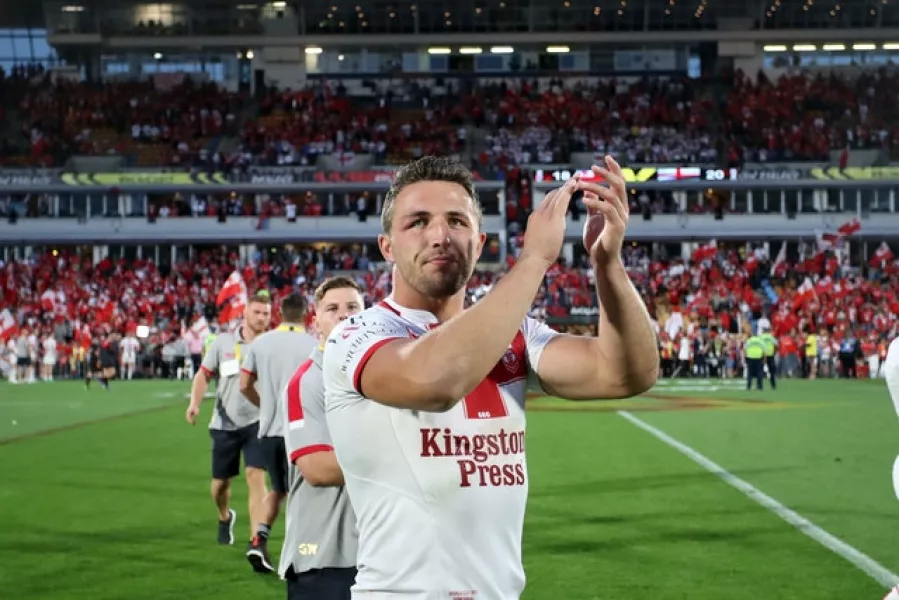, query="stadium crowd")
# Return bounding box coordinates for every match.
[2,240,896,384]
[2,66,899,169]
